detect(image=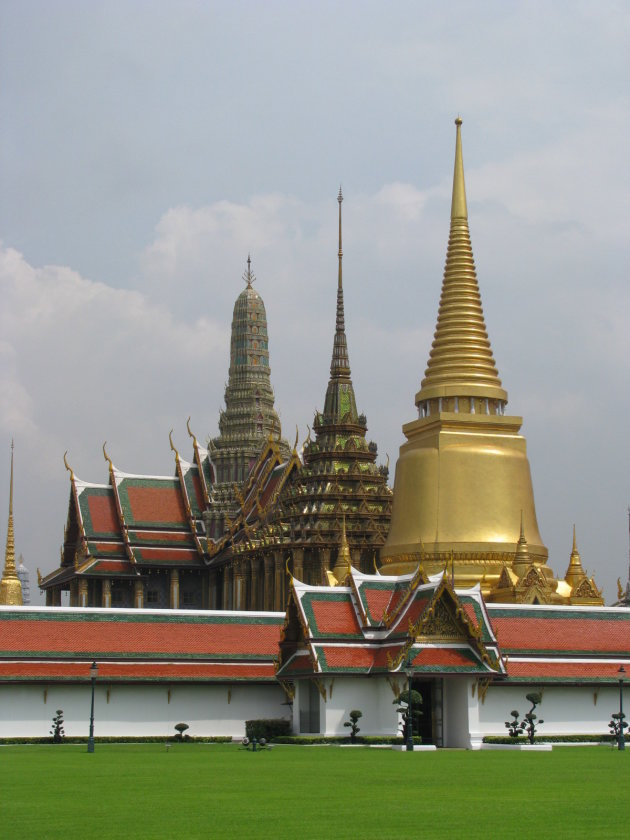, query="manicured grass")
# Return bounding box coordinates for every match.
[1,743,628,838]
